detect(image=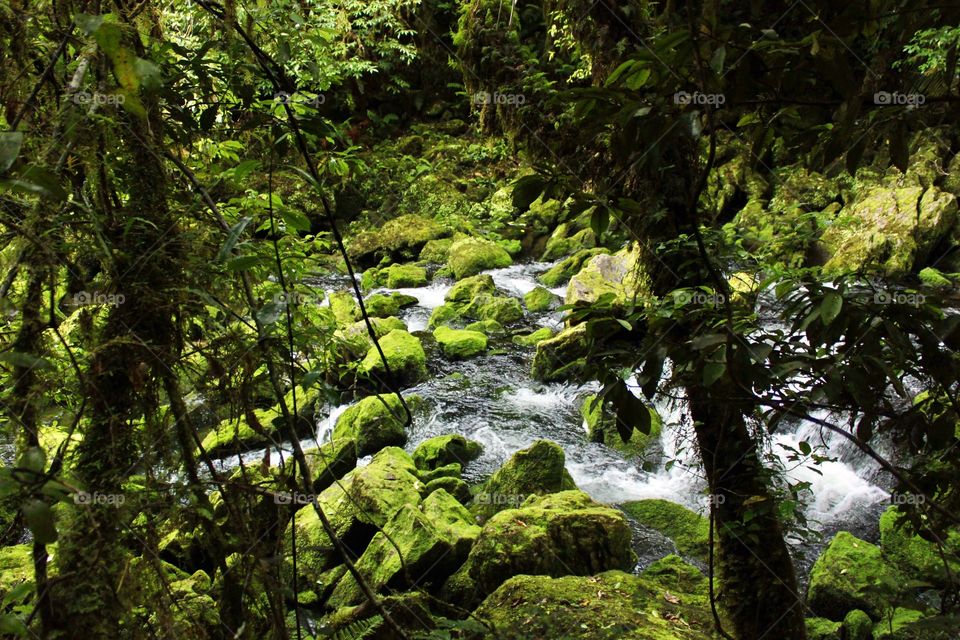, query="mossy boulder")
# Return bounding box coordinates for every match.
[446,237,512,279]
[919,266,952,287]
[326,503,457,608]
[119,557,219,639]
[806,617,842,640]
[448,274,496,304]
[582,394,663,459]
[843,609,873,640]
[283,438,358,494]
[358,329,428,388]
[539,248,608,287]
[619,499,710,562]
[285,447,423,582]
[822,185,957,276]
[0,544,33,598]
[412,434,483,471]
[419,237,454,263]
[807,531,903,620]
[423,476,472,504]
[531,323,589,382]
[449,491,635,607]
[874,612,960,639]
[362,292,401,318]
[328,290,360,325]
[523,285,560,312]
[566,243,647,306]
[199,391,319,457]
[473,570,720,639]
[465,319,505,334]
[332,393,417,456]
[541,224,596,261]
[418,462,462,483]
[474,295,523,324]
[429,274,524,327]
[512,327,555,346]
[347,214,447,267]
[334,316,406,359]
[879,506,960,585]
[421,487,482,559]
[432,326,487,358]
[473,439,577,521]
